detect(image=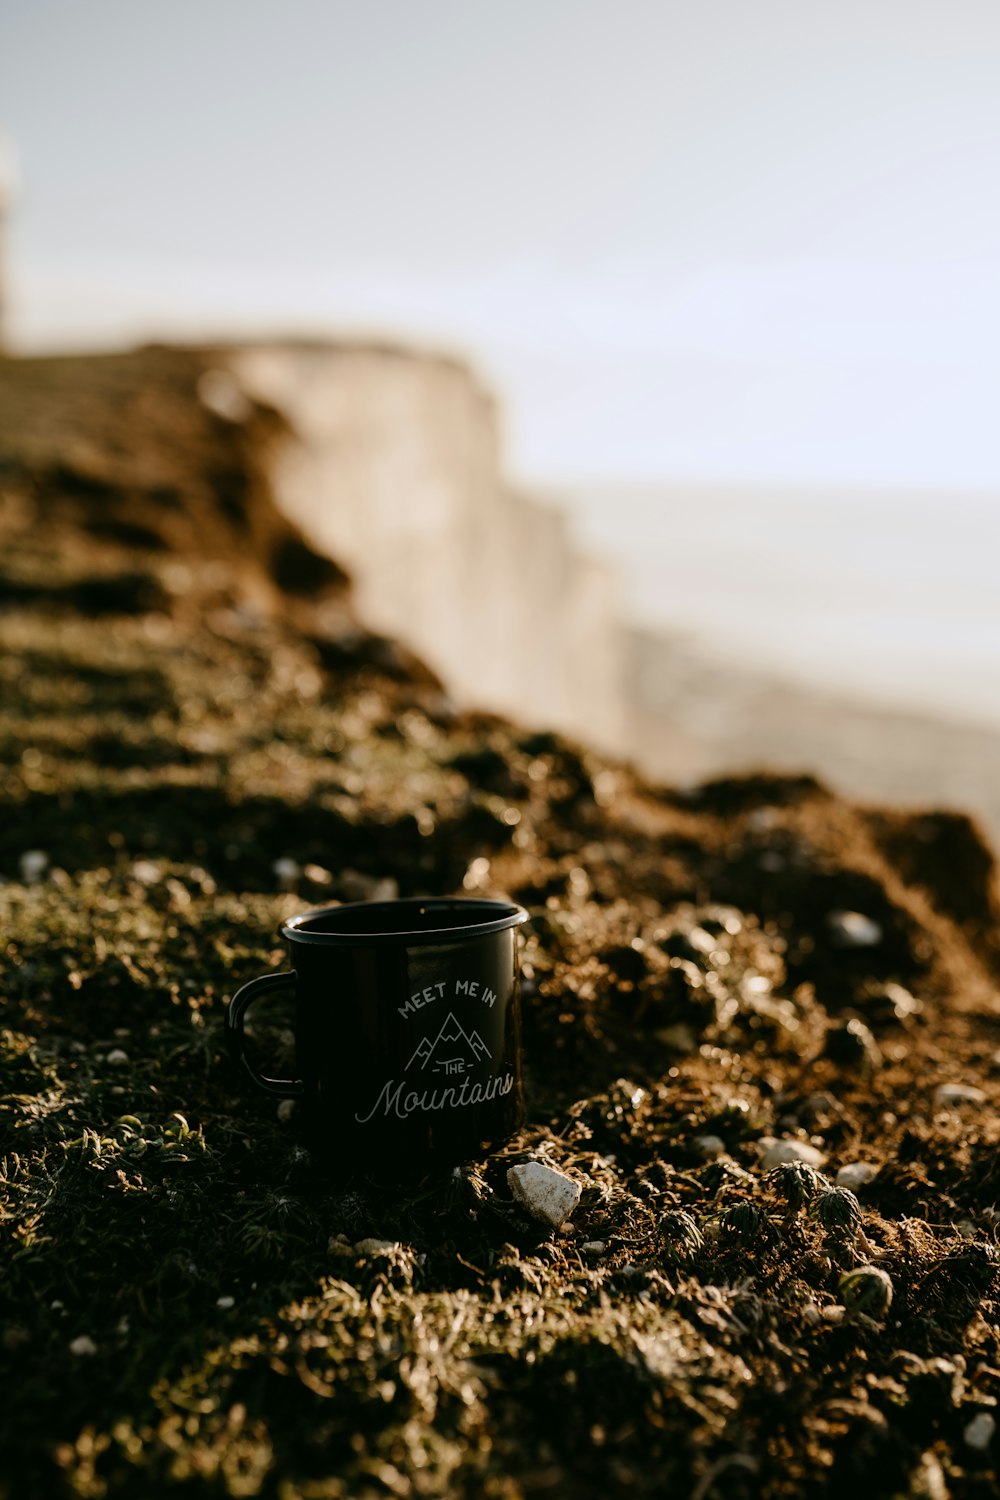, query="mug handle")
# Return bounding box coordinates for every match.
[227,971,305,1098]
